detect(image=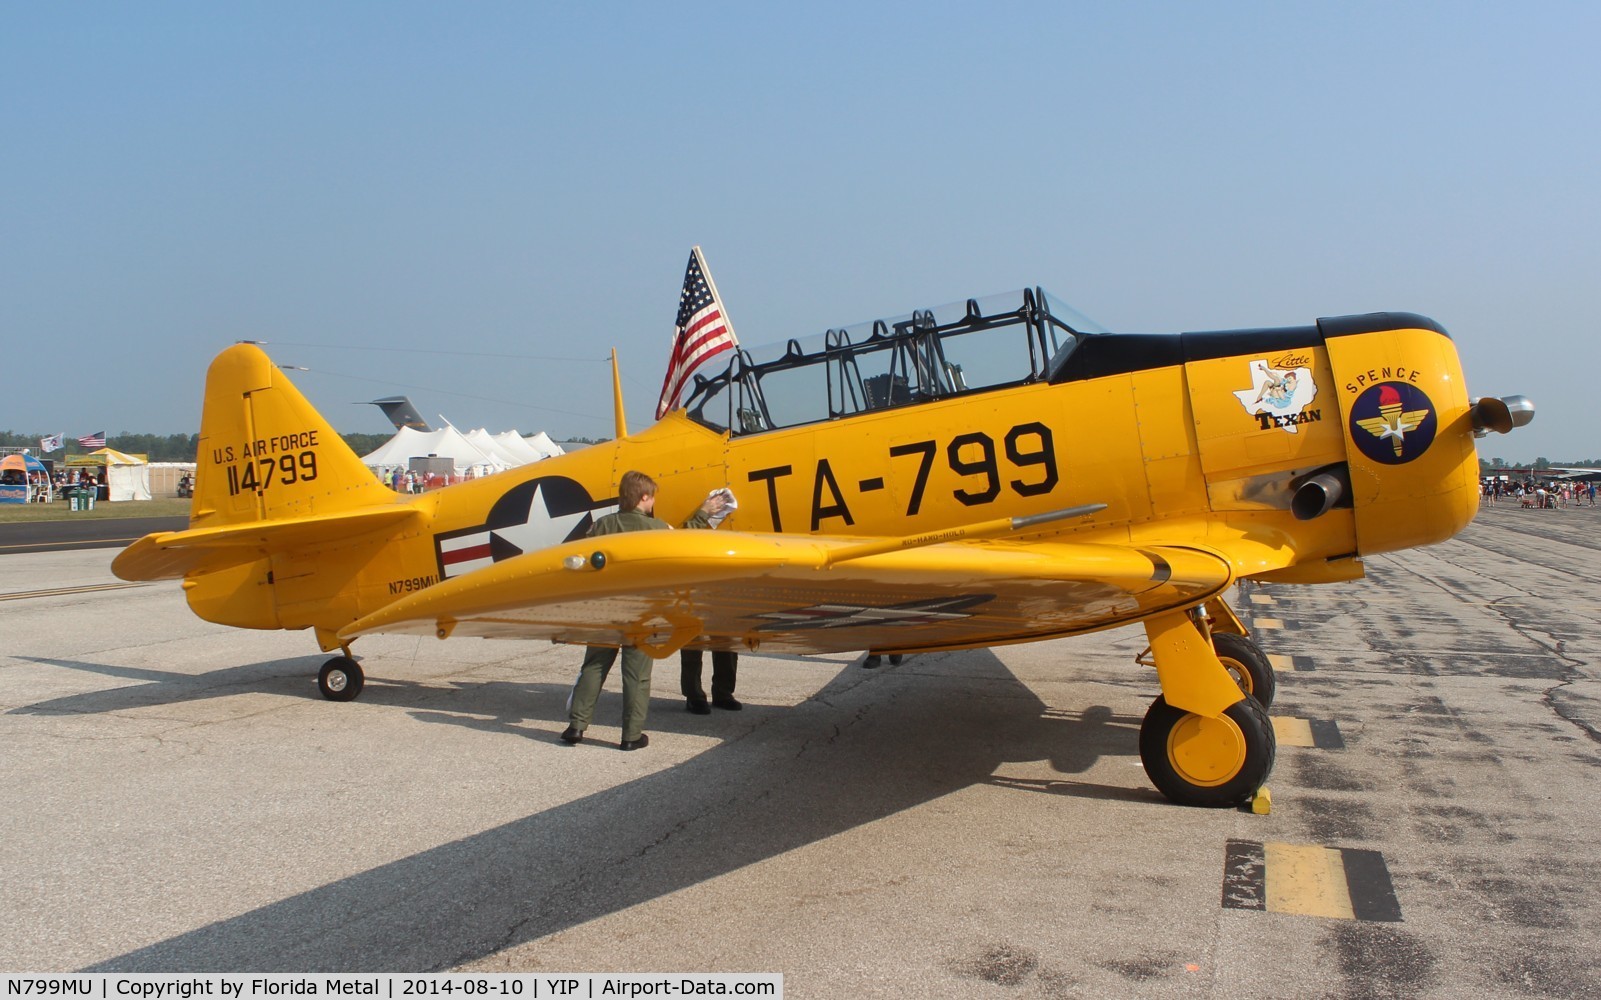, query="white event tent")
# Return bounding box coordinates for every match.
[360,425,563,477]
[521,431,566,460]
[88,447,153,501]
[464,428,527,469]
